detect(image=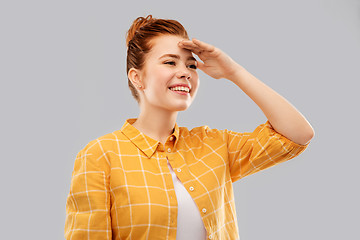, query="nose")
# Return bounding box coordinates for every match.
[176,65,191,80]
